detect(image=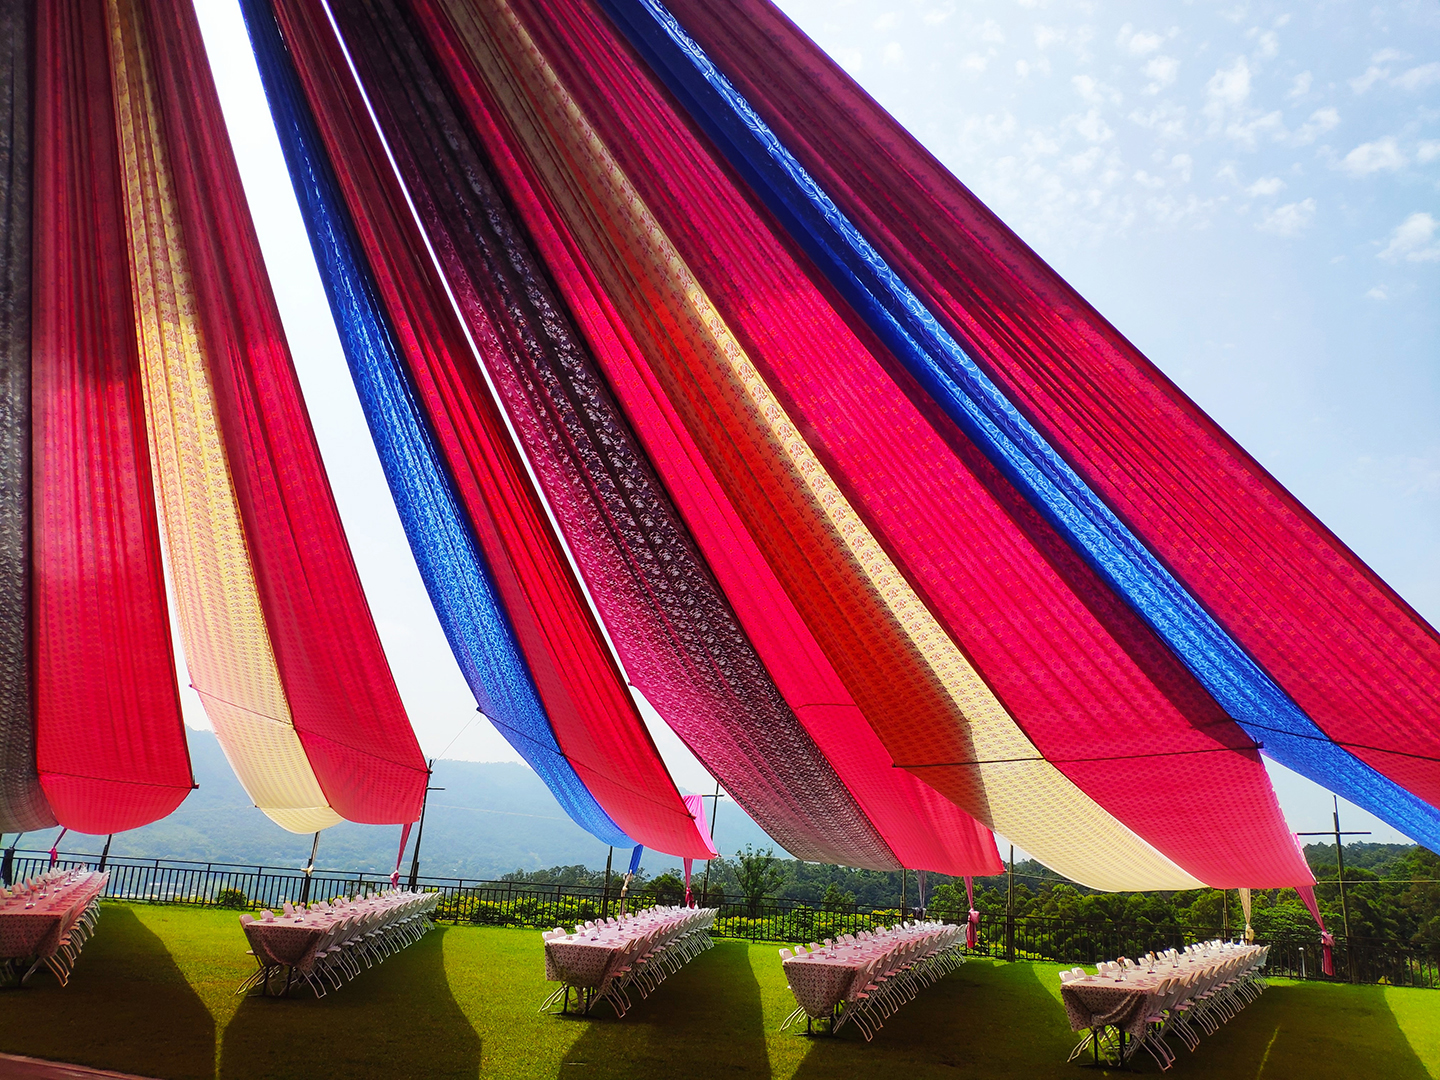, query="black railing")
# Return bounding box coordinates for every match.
[8,849,1436,987]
